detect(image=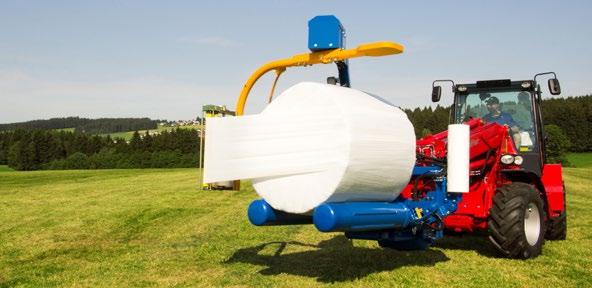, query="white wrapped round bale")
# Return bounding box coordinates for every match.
[203,82,416,213]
